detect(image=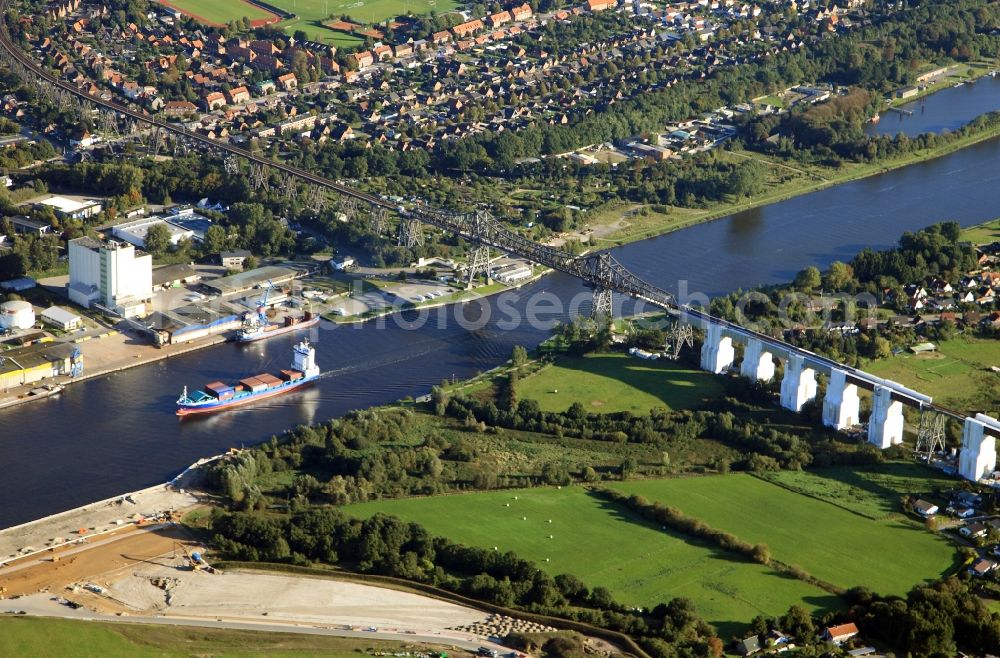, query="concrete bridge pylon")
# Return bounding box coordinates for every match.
[780,354,817,412]
[822,368,860,430]
[700,323,734,374]
[739,338,775,382]
[868,385,904,449]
